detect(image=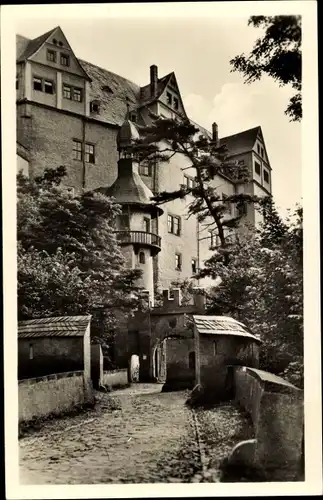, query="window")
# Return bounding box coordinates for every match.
[60,53,70,66]
[139,164,152,176]
[73,88,82,102]
[191,258,197,274]
[44,80,54,94]
[29,344,34,360]
[139,252,145,264]
[213,340,217,356]
[184,175,195,189]
[119,212,130,229]
[261,147,264,158]
[130,112,137,122]
[58,41,64,47]
[173,97,179,110]
[168,214,181,235]
[63,84,71,99]
[90,101,100,113]
[102,85,113,93]
[255,161,261,176]
[144,217,150,233]
[263,169,269,184]
[85,143,95,164]
[47,49,56,62]
[16,78,19,90]
[189,351,196,371]
[73,140,82,161]
[209,230,221,248]
[166,92,172,105]
[237,201,248,216]
[175,253,182,270]
[33,77,42,91]
[257,144,261,155]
